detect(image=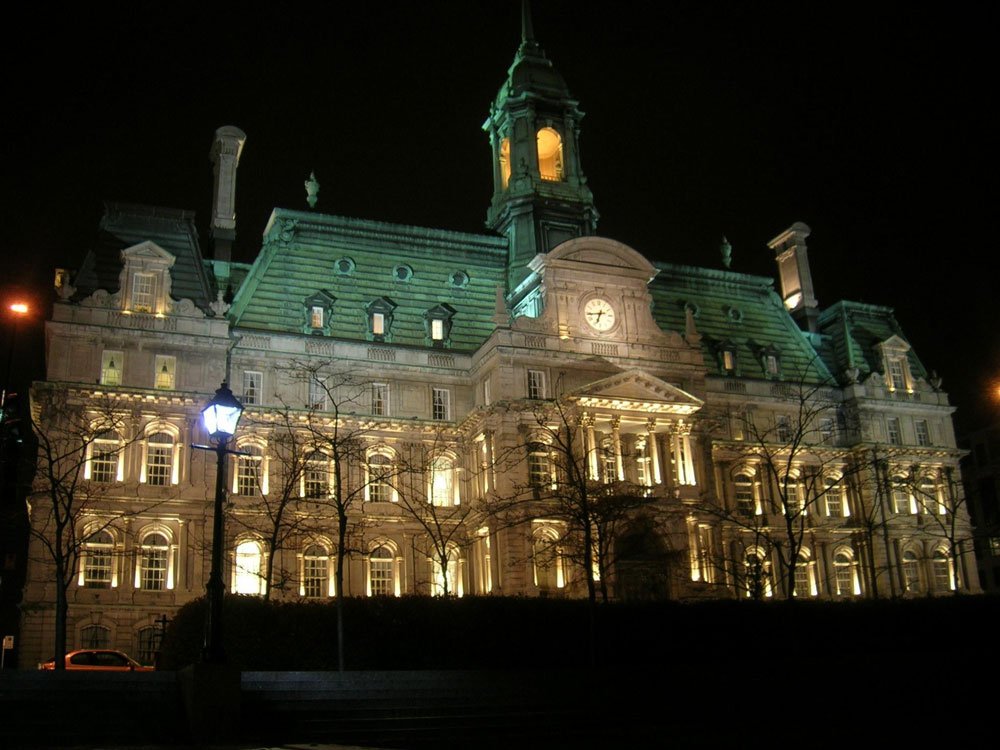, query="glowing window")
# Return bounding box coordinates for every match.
[431,546,462,597]
[765,354,779,376]
[536,127,564,181]
[430,456,456,506]
[431,318,445,341]
[792,556,813,597]
[825,476,845,517]
[834,552,855,596]
[722,349,737,373]
[303,545,330,598]
[783,477,801,515]
[888,358,906,390]
[154,355,176,390]
[892,478,914,514]
[101,350,123,387]
[528,443,552,488]
[139,533,169,591]
[131,272,155,313]
[234,540,264,595]
[372,312,385,336]
[532,529,564,590]
[499,137,511,189]
[145,433,173,487]
[310,306,324,329]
